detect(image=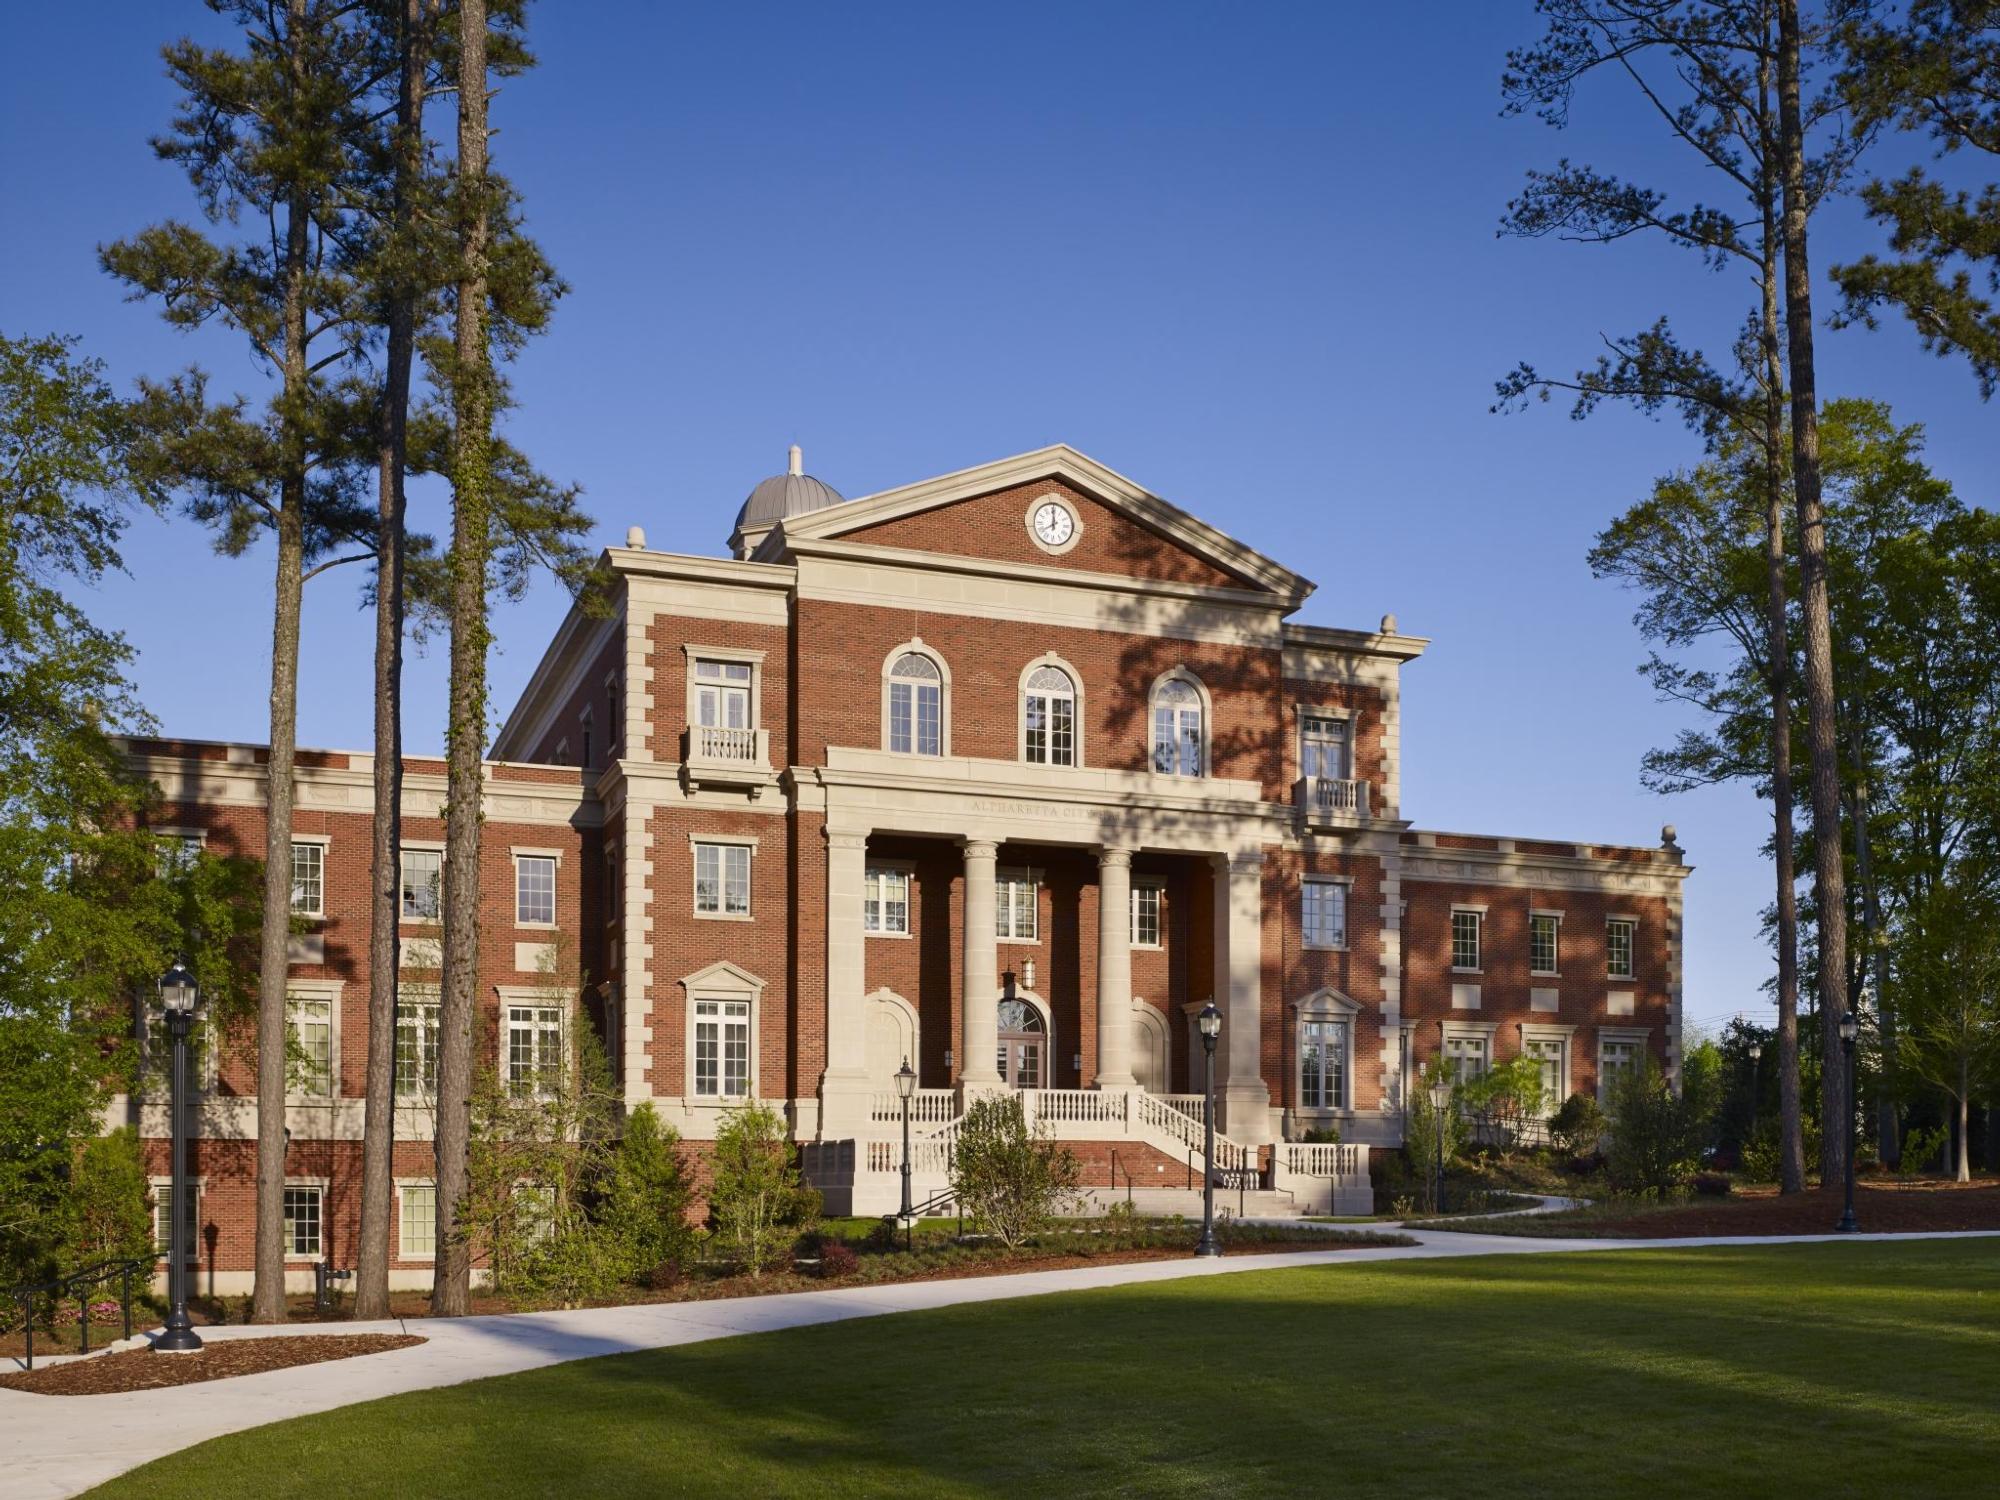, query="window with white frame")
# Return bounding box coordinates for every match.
[290,840,324,917]
[693,998,751,1098]
[1451,909,1483,971]
[1443,1031,1489,1082]
[152,1181,199,1264]
[1023,665,1077,767]
[399,1183,436,1258]
[505,1003,563,1096]
[579,708,594,769]
[693,657,753,730]
[155,831,204,878]
[395,996,440,1098]
[1300,713,1349,780]
[887,652,943,755]
[693,841,750,917]
[515,854,556,926]
[1599,1037,1642,1103]
[1606,918,1637,979]
[863,864,910,934]
[1302,879,1348,949]
[1150,676,1204,776]
[400,847,441,922]
[1530,913,1561,975]
[1523,1035,1567,1109]
[1131,882,1163,948]
[996,869,1039,940]
[288,994,332,1096]
[1298,1016,1350,1110]
[283,1185,323,1257]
